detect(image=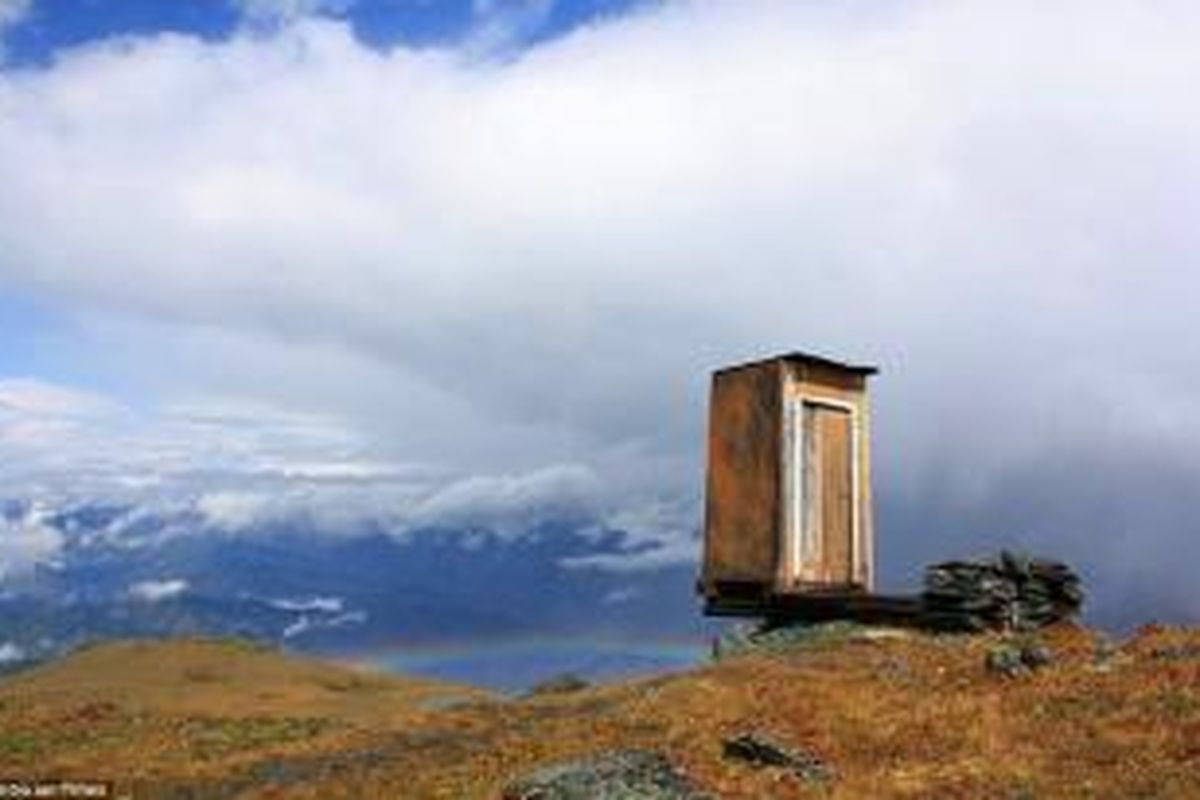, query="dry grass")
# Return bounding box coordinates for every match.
[0,626,1197,798]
